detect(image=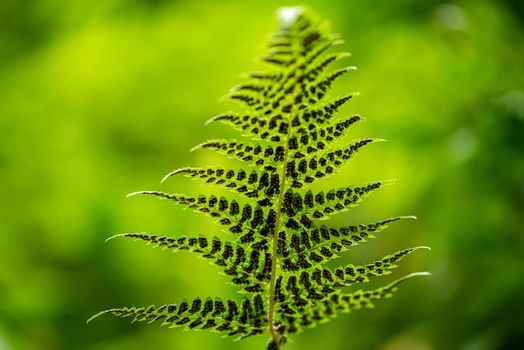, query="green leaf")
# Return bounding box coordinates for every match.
[91,6,430,349]
[88,295,267,338]
[276,272,431,334]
